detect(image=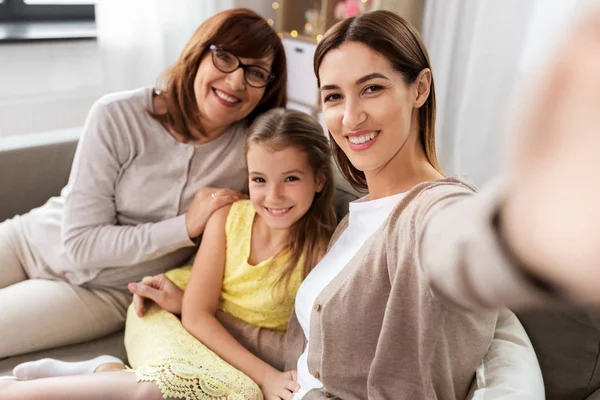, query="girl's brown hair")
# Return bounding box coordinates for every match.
[245,108,337,298]
[313,10,442,192]
[151,8,287,140]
